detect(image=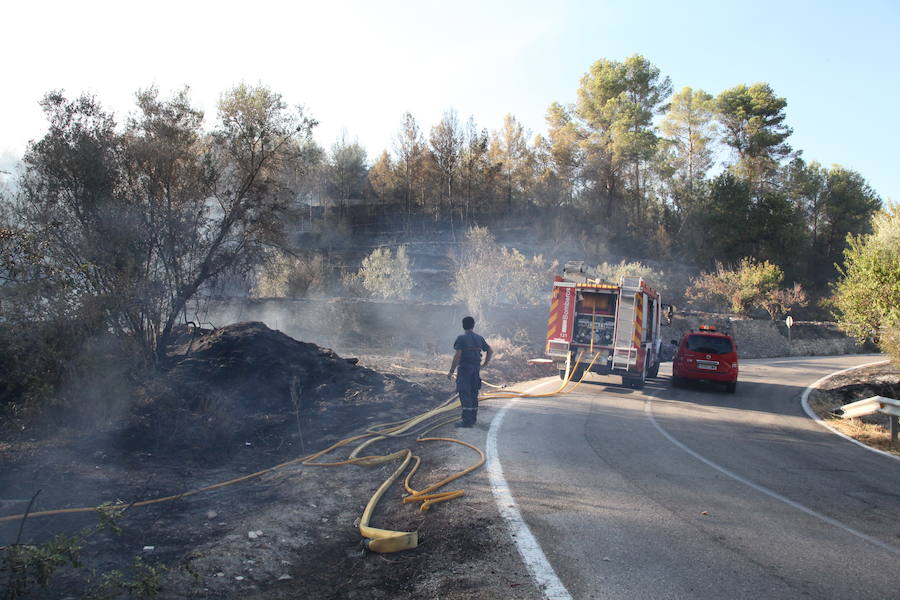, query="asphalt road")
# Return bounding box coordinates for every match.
[493,355,899,600]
